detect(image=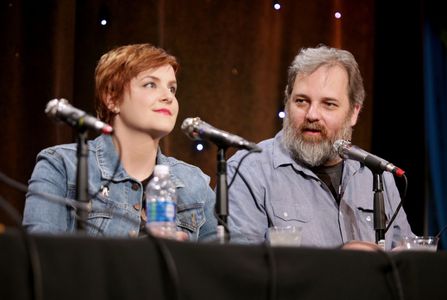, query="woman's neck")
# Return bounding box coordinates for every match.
[112,126,159,181]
